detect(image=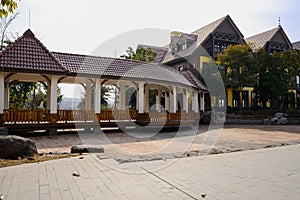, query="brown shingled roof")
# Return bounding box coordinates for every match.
[0,29,67,74]
[52,52,195,88]
[180,70,207,91]
[139,45,168,63]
